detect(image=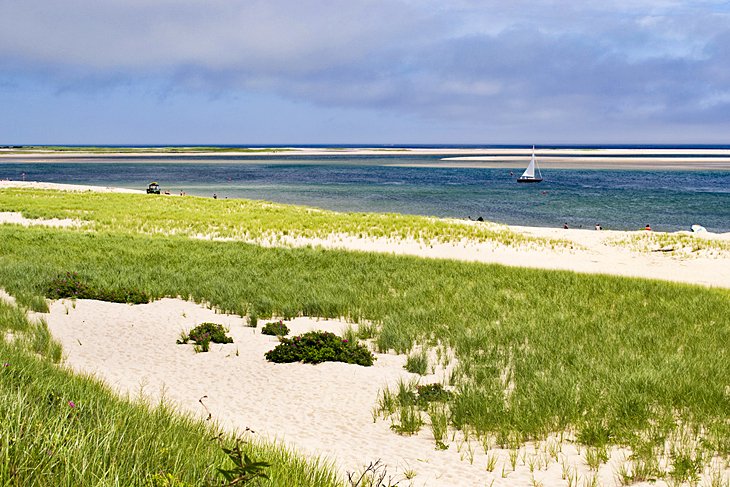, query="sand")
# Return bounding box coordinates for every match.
[3,147,730,170]
[39,297,644,486]
[0,180,143,193]
[262,227,729,289]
